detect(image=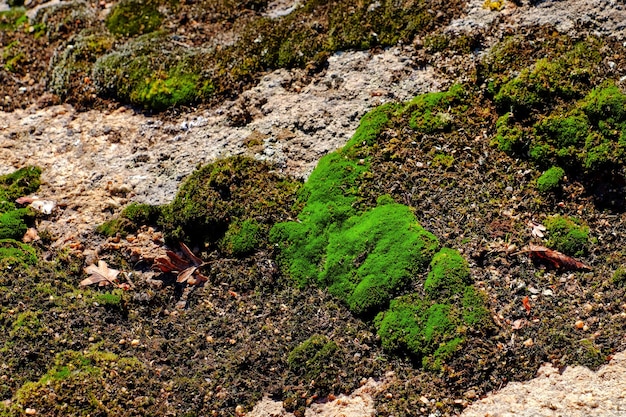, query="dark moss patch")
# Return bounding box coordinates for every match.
[160,155,300,247]
[219,218,262,257]
[92,32,216,111]
[105,0,165,37]
[286,334,344,396]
